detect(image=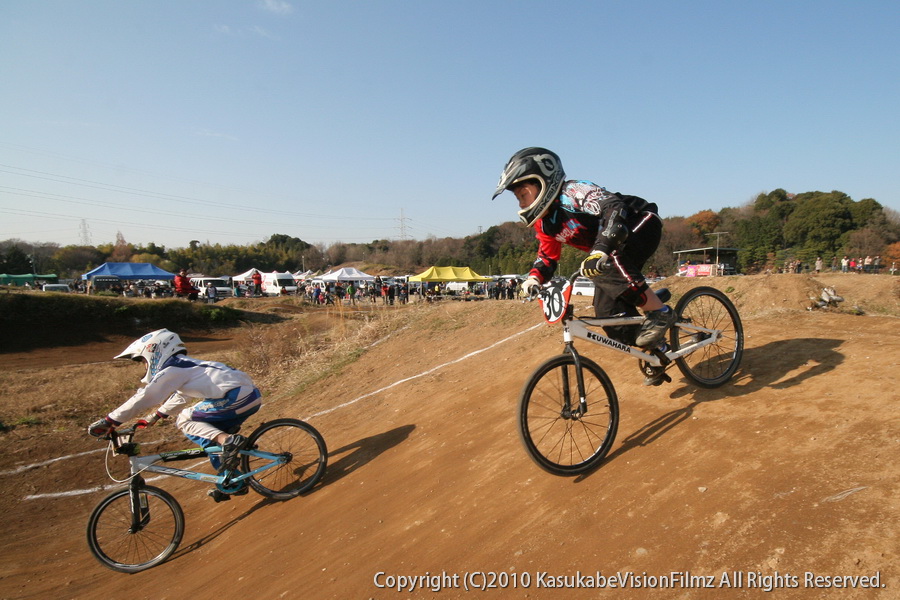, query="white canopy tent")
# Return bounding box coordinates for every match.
[318,267,376,282]
[233,268,261,281]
